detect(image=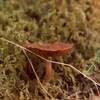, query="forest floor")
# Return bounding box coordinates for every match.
[0,0,100,100]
